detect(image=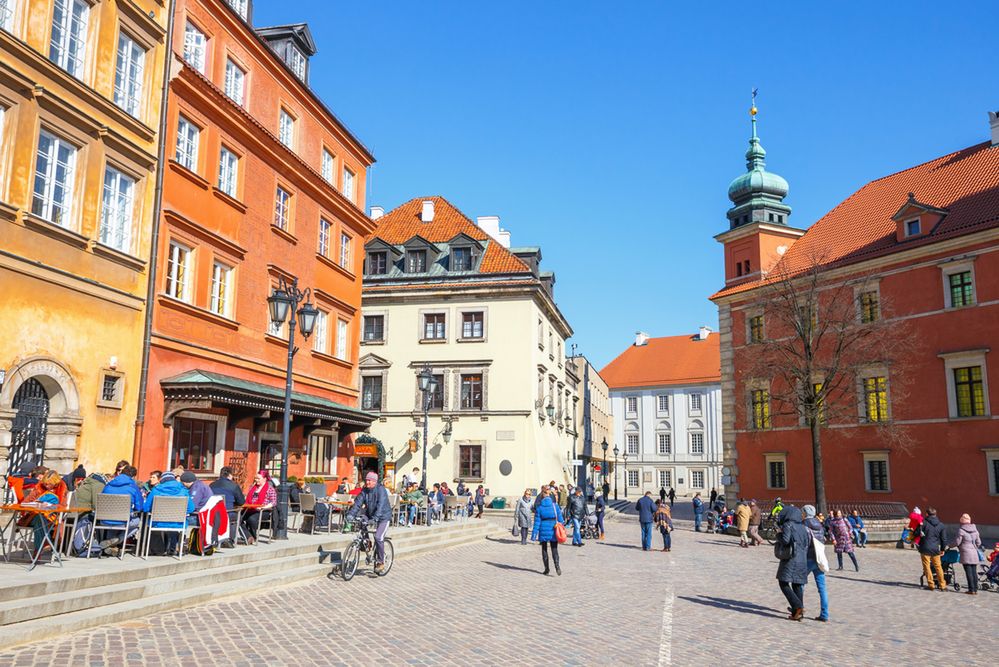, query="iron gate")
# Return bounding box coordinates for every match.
[7,378,50,477]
